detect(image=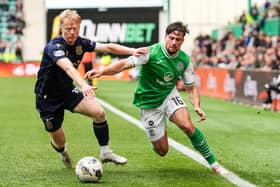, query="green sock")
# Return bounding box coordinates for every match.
[189,128,216,165]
